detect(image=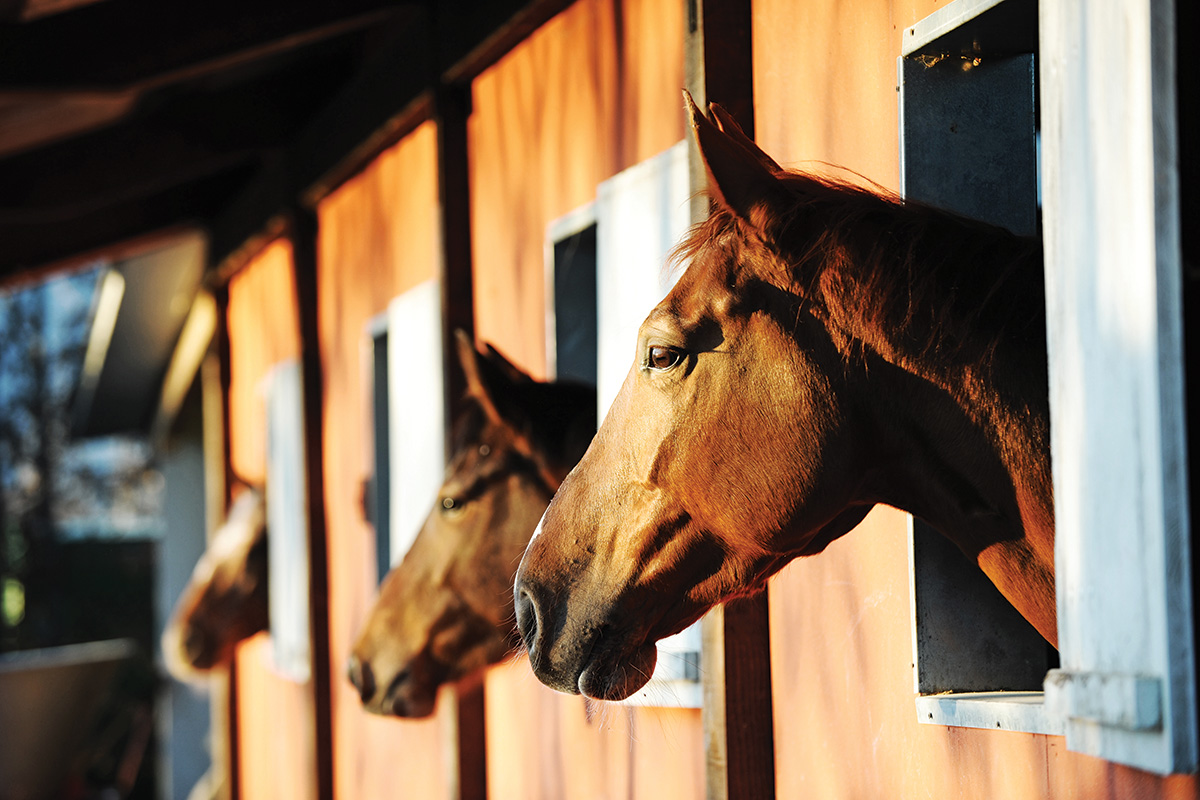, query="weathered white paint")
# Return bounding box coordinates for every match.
[916,692,1066,736]
[386,279,445,562]
[265,359,311,683]
[1040,0,1195,774]
[901,0,1008,55]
